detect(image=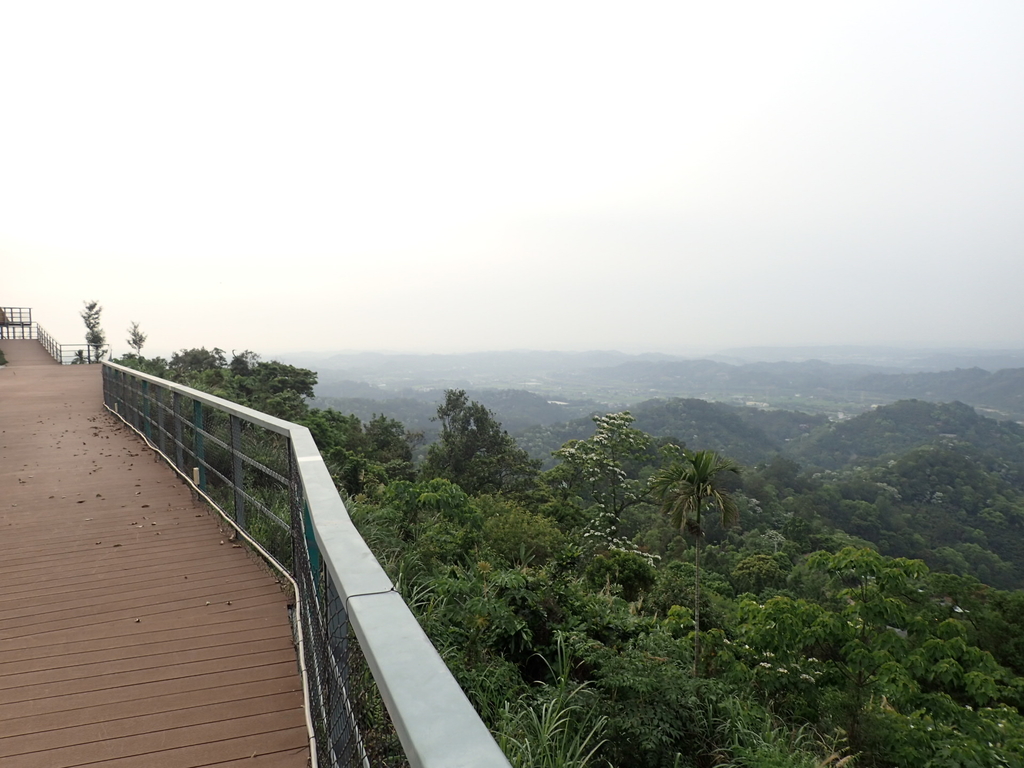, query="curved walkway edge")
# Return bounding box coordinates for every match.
[0,340,309,768]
